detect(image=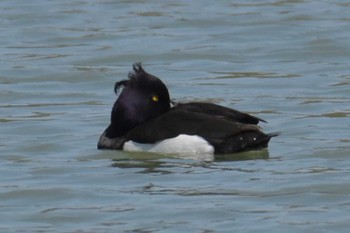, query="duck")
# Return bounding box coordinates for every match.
[98,63,278,155]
